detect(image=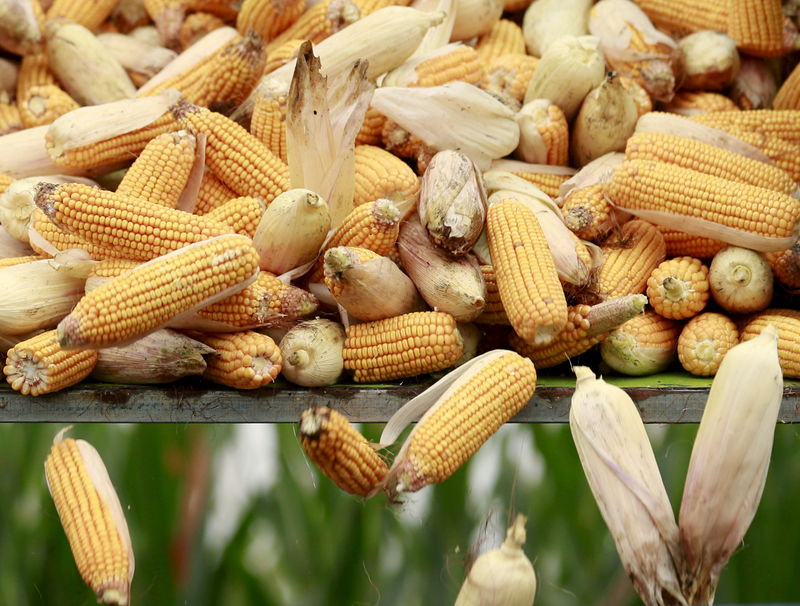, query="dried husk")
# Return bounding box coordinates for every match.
[0,0,43,55]
[0,125,86,178]
[449,0,503,41]
[522,0,592,57]
[97,32,177,88]
[678,31,739,91]
[0,224,34,257]
[557,151,623,201]
[729,57,777,110]
[279,319,345,387]
[709,246,773,314]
